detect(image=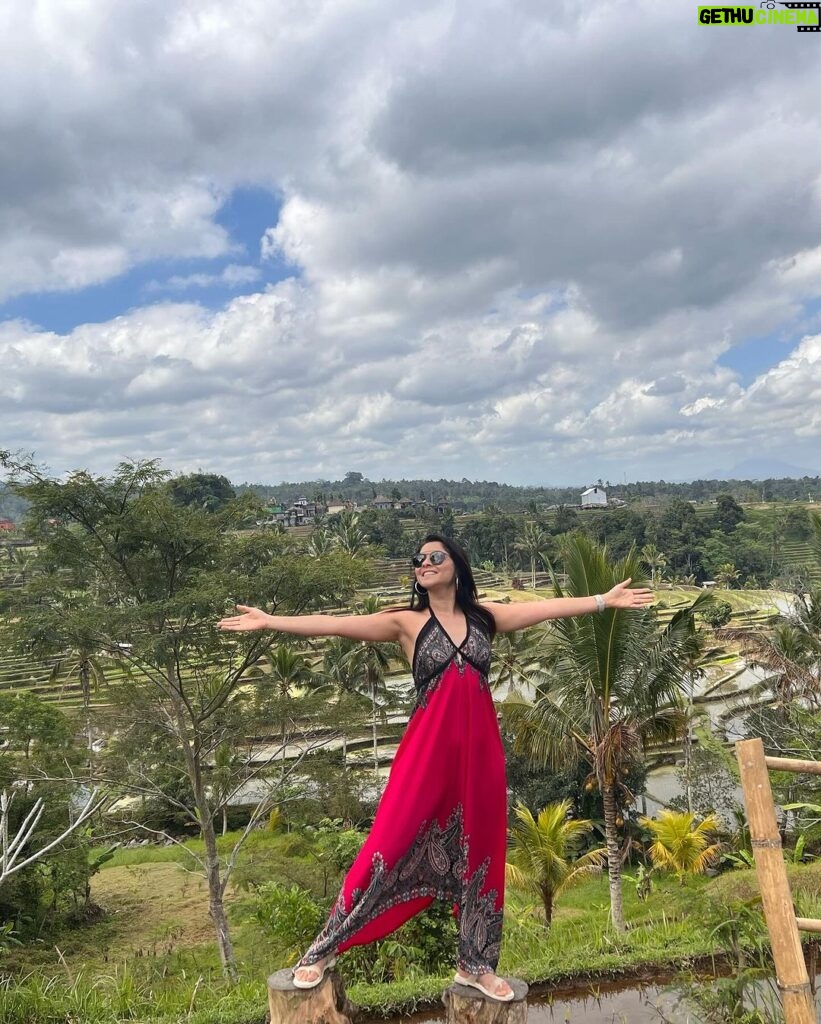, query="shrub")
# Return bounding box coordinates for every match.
[253,882,325,964]
[700,600,733,628]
